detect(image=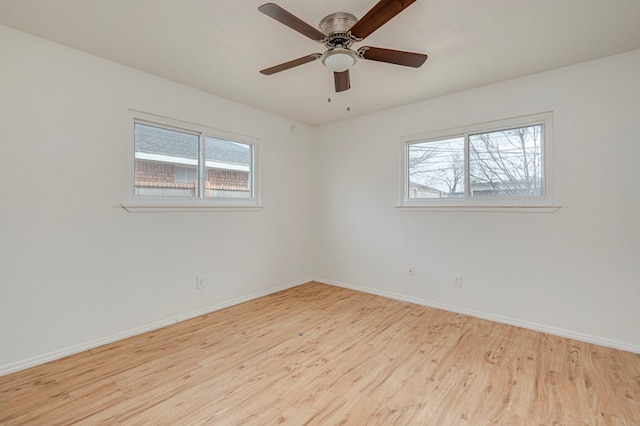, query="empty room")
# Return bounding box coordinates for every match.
[1,0,639,424]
